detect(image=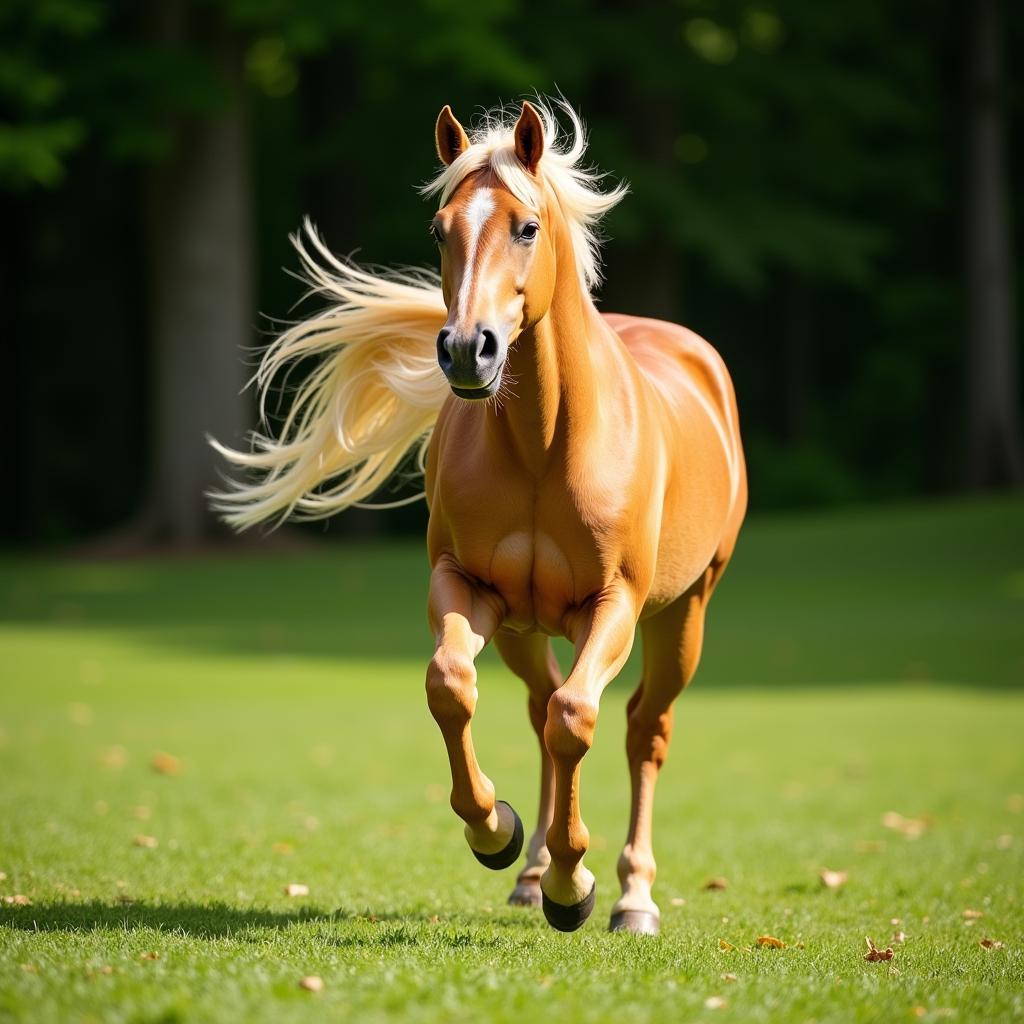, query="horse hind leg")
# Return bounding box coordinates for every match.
[494,631,561,907]
[610,569,713,935]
